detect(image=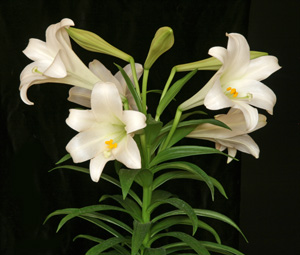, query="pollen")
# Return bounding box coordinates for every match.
[105,139,118,149]
[226,87,238,98]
